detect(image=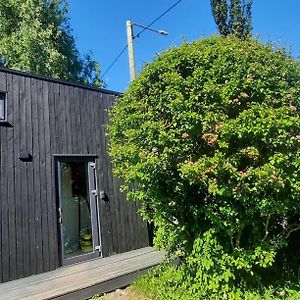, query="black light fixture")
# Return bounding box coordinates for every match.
[99,191,109,202]
[19,153,32,162]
